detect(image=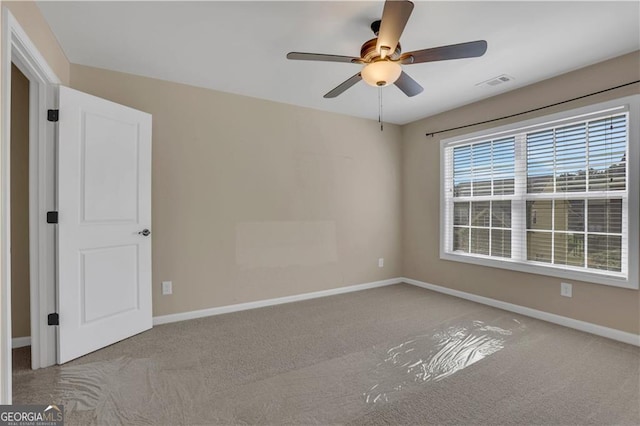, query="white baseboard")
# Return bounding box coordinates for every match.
[153,278,402,326]
[153,276,639,347]
[401,277,640,347]
[11,336,31,349]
